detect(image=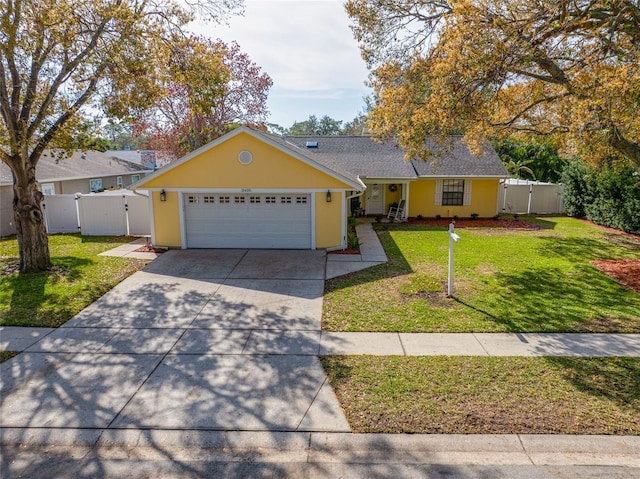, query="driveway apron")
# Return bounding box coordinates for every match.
[0,250,350,436]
